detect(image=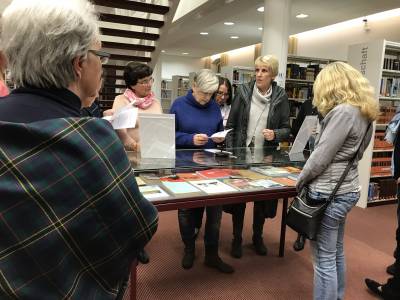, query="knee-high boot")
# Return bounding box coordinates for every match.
[204,245,234,274]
